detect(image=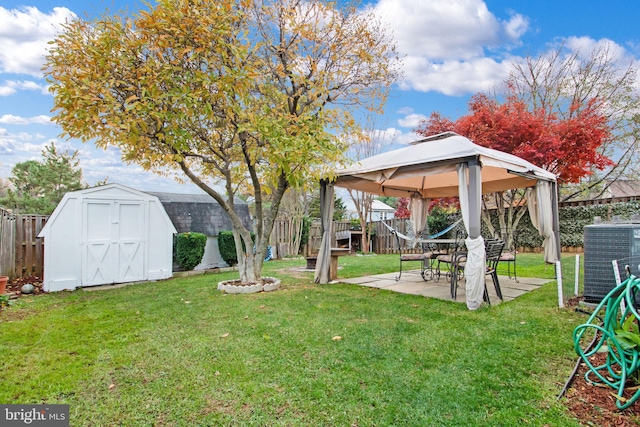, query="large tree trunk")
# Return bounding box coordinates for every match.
[234,229,260,283]
[481,190,529,249]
